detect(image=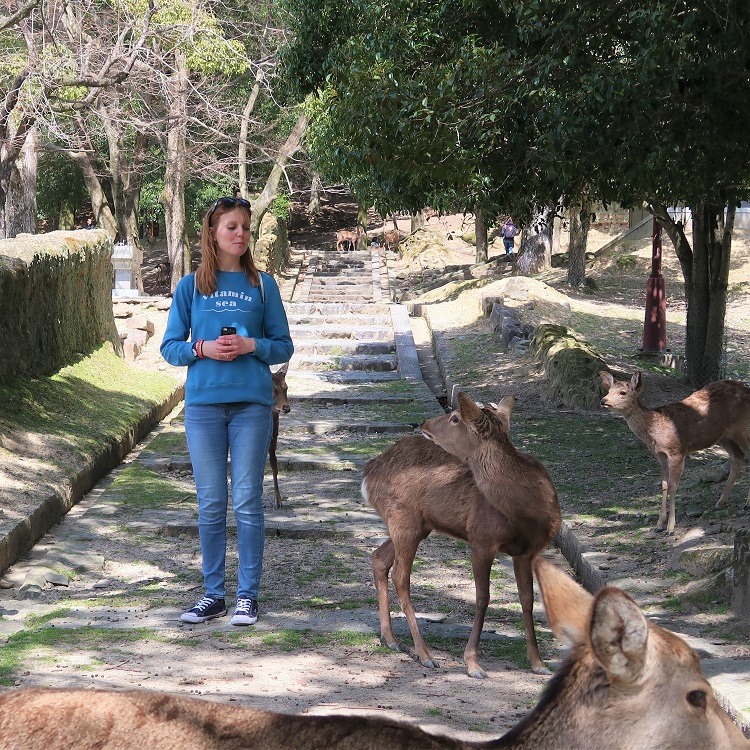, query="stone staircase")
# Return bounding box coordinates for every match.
[271,241,443,502]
